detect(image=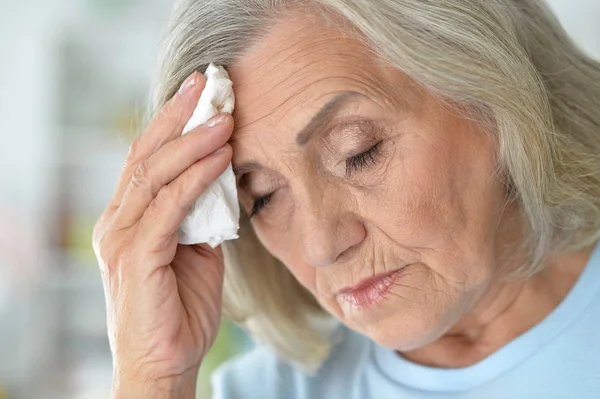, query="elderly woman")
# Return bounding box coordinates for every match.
[93,0,600,397]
